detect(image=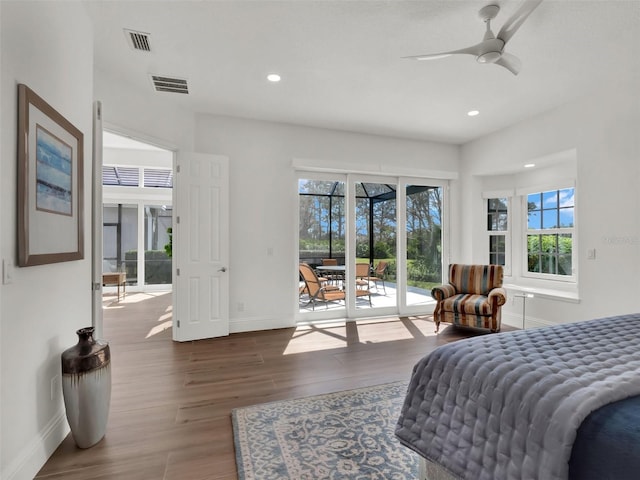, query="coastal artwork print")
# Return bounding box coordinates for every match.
[35,125,73,216]
[17,83,84,266]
